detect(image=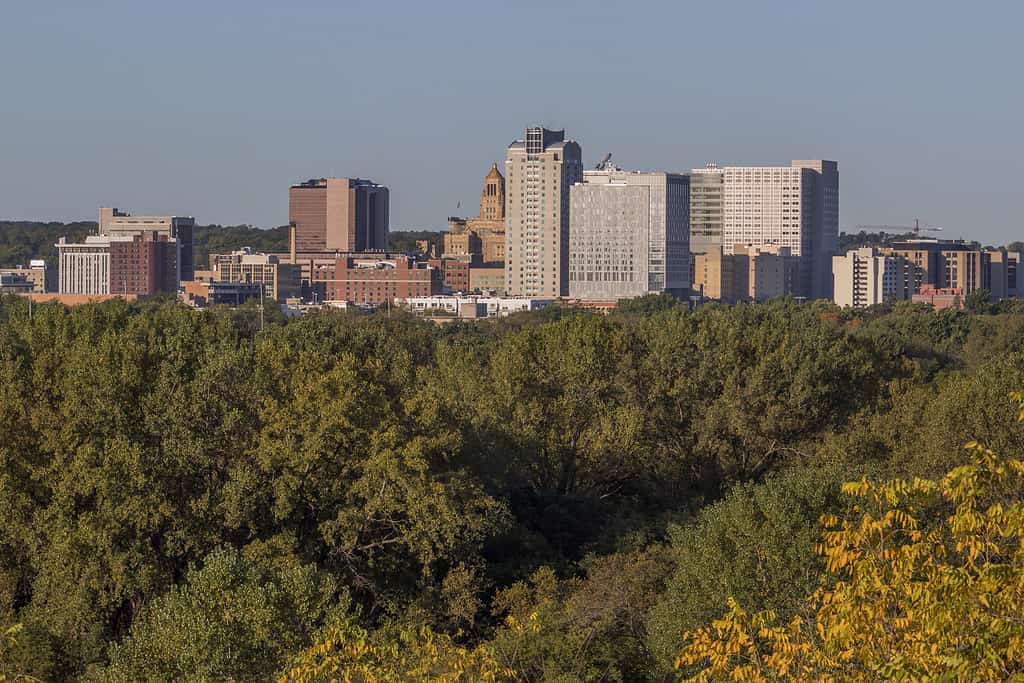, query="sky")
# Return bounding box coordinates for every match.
[1,0,1022,245]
